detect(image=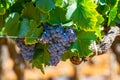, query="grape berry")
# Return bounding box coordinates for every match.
[16,38,35,61]
[39,24,76,66]
[15,24,76,66]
